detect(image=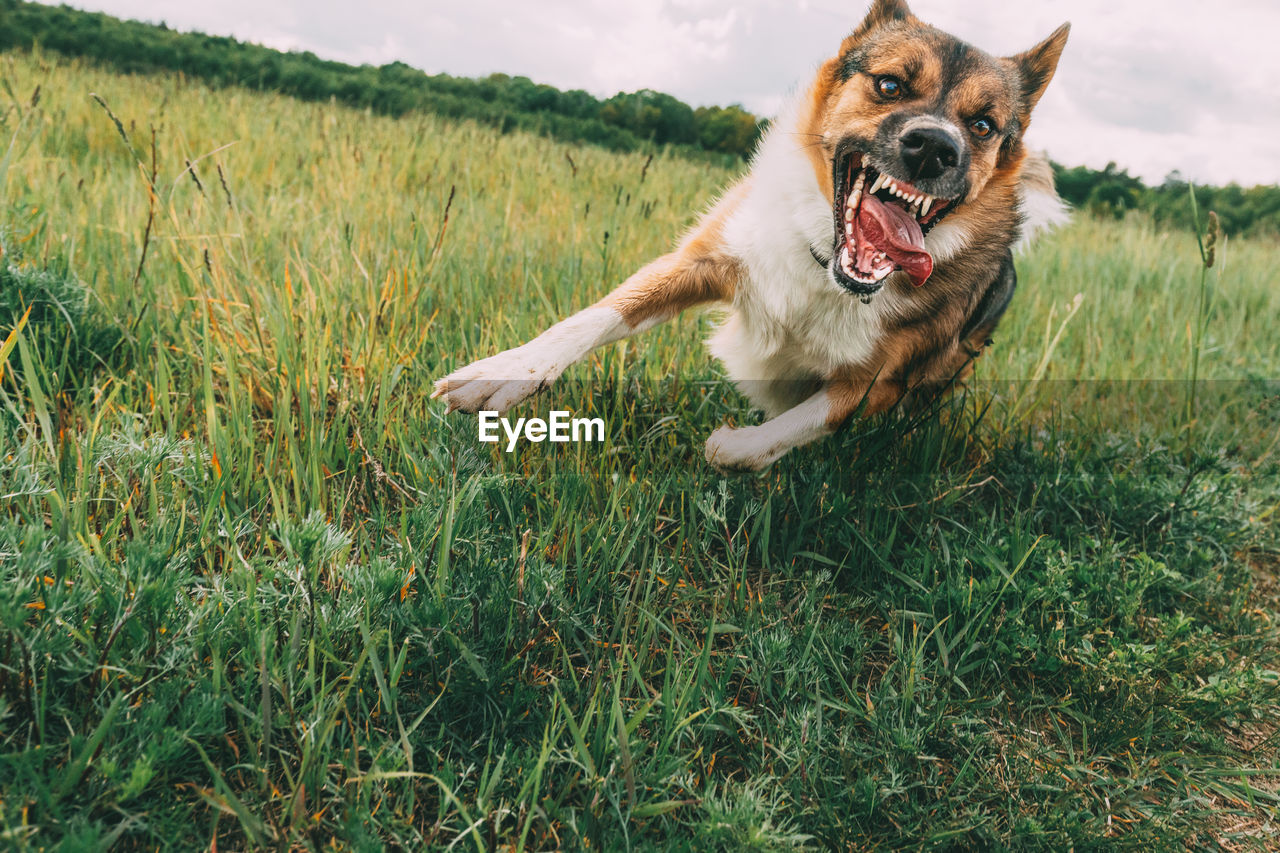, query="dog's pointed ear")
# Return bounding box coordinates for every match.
[853,0,913,37]
[1008,23,1070,114]
[835,0,913,74]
